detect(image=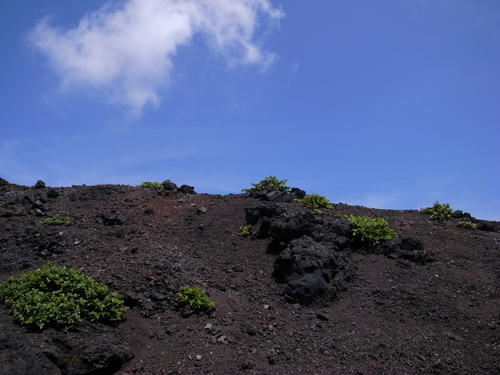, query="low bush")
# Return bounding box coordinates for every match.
[36,214,73,226]
[420,201,453,220]
[176,286,216,311]
[242,176,290,193]
[0,262,128,329]
[137,181,164,189]
[459,220,476,229]
[343,215,398,245]
[237,224,252,237]
[295,194,334,214]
